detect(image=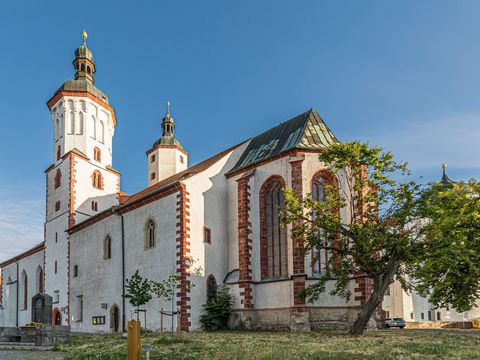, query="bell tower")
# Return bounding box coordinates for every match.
[43,32,121,325]
[146,102,188,186]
